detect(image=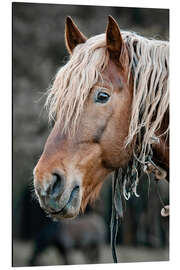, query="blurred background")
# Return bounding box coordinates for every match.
[13,2,169,267]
